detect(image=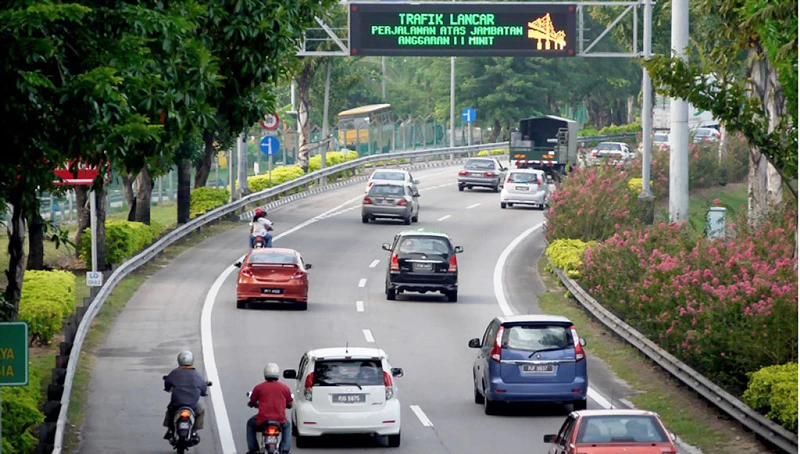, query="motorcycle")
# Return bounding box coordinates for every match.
[164,376,212,454]
[247,391,284,454]
[253,235,267,249]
